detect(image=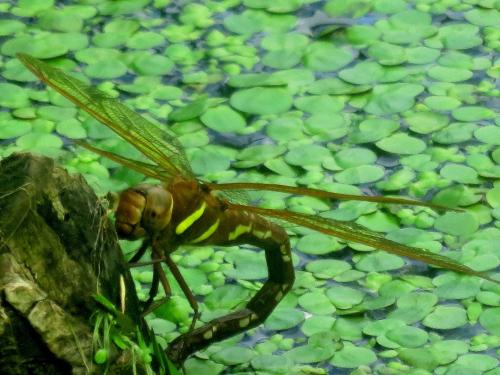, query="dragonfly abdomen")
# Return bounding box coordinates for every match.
[166,191,295,363]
